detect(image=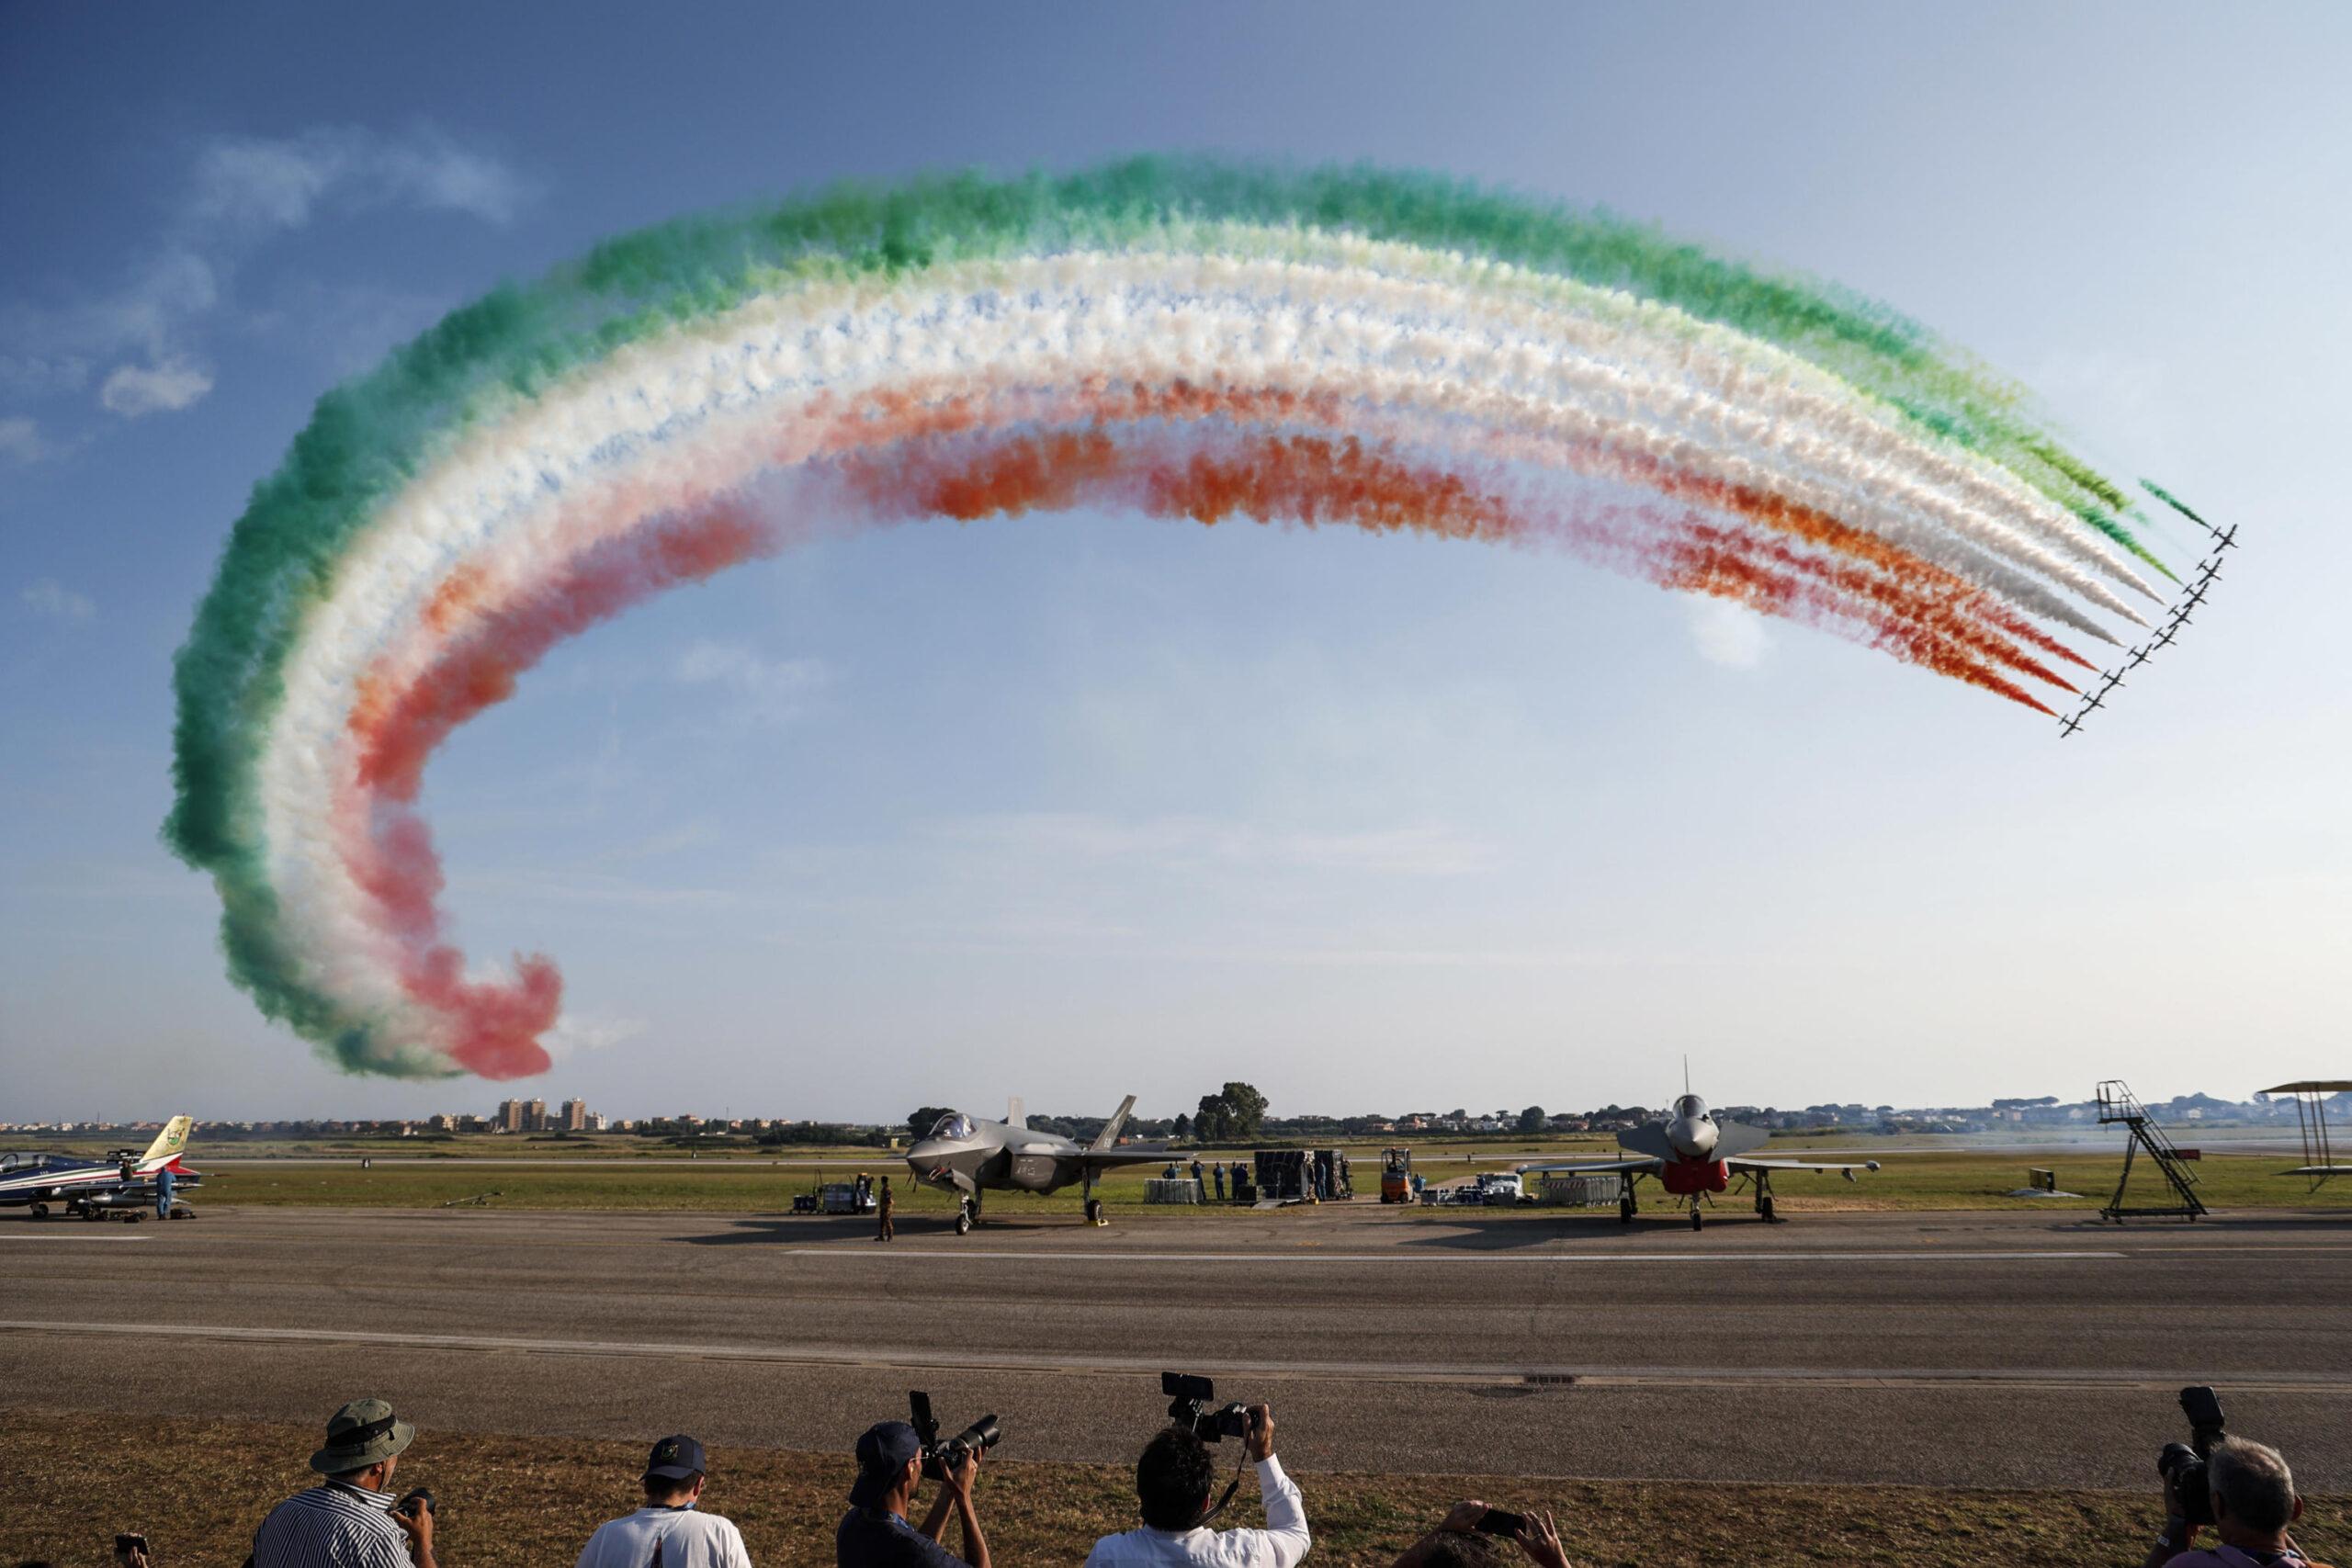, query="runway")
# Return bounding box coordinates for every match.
[3,1205,2346,1490]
